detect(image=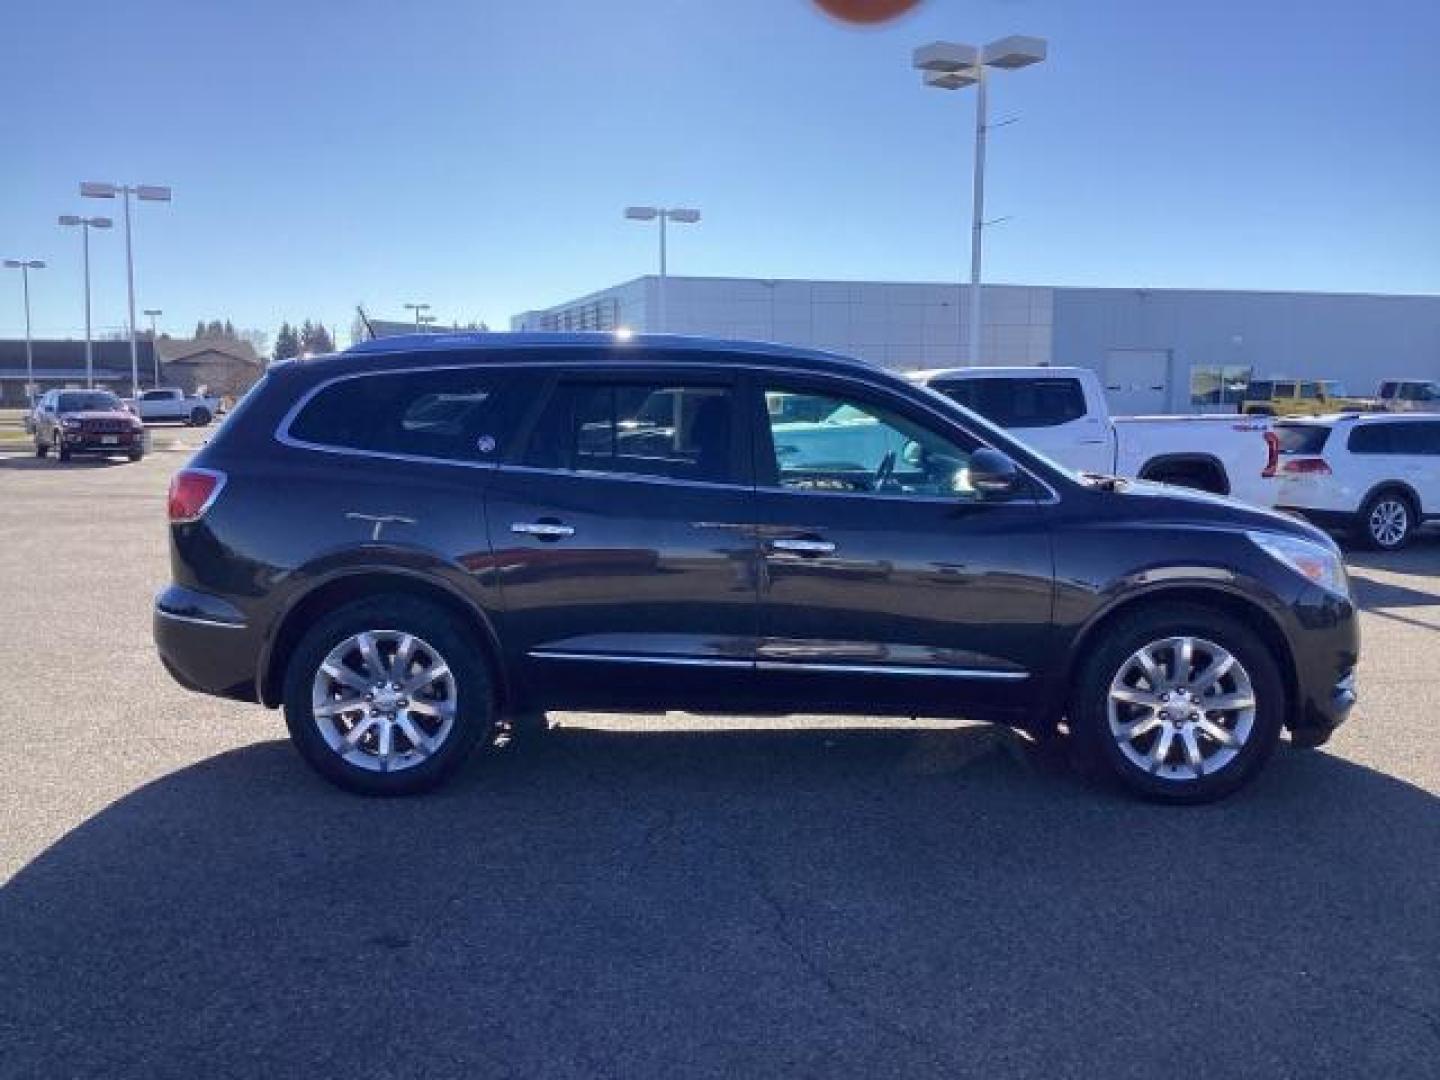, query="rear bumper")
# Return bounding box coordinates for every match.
[153,585,261,702]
